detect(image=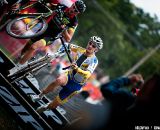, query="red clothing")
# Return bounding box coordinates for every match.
[47,0,59,4]
[83,82,103,100]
